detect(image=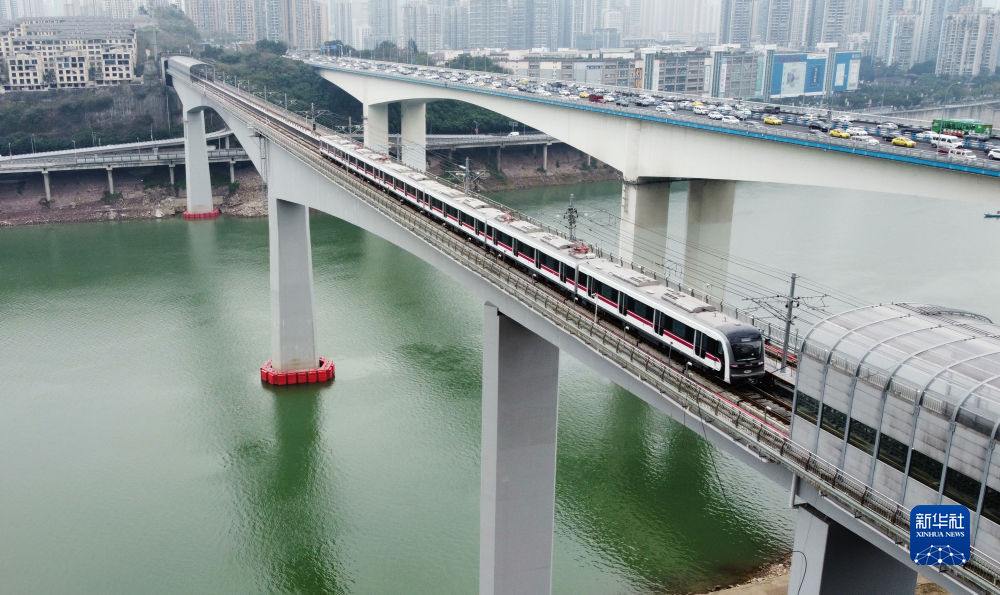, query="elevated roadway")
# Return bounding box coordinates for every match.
[310,57,1000,205]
